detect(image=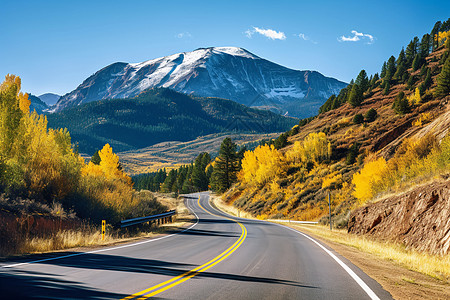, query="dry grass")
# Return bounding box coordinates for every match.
[22,228,121,254]
[1,193,195,257]
[285,224,450,280]
[210,194,255,219]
